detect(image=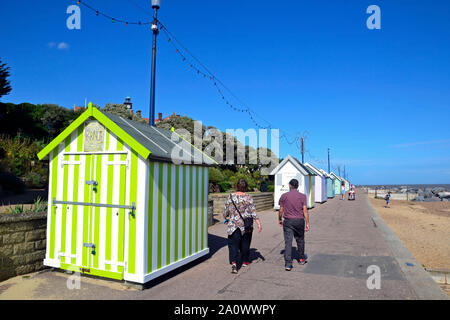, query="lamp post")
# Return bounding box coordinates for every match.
[149,0,160,126]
